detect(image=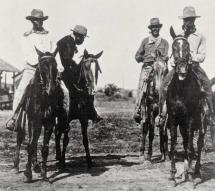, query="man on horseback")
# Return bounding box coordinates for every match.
[161,6,215,124]
[8,9,54,128]
[134,18,169,123]
[56,25,103,123]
